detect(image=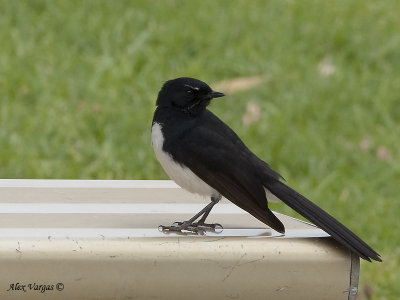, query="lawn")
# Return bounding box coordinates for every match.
[1,0,399,298]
